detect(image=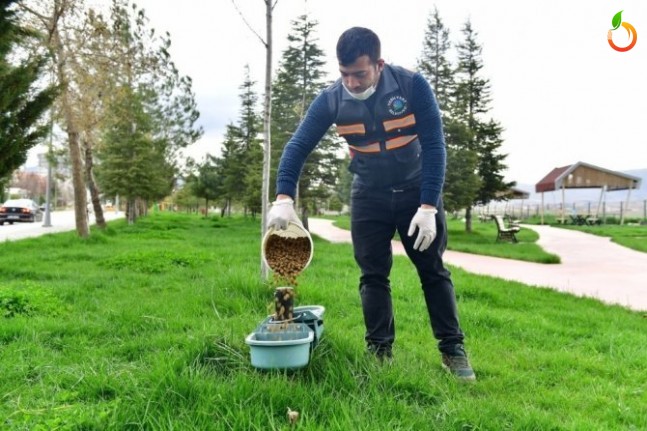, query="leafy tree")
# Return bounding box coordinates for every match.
[271,14,342,223]
[191,155,221,217]
[172,180,200,212]
[92,0,202,223]
[18,0,94,236]
[327,194,343,213]
[63,7,114,229]
[0,0,57,197]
